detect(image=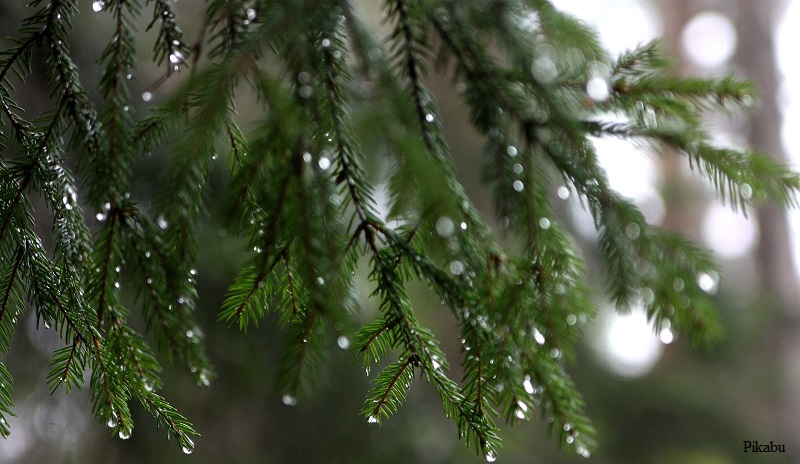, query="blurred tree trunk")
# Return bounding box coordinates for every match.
[653,0,709,238]
[733,0,800,446]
